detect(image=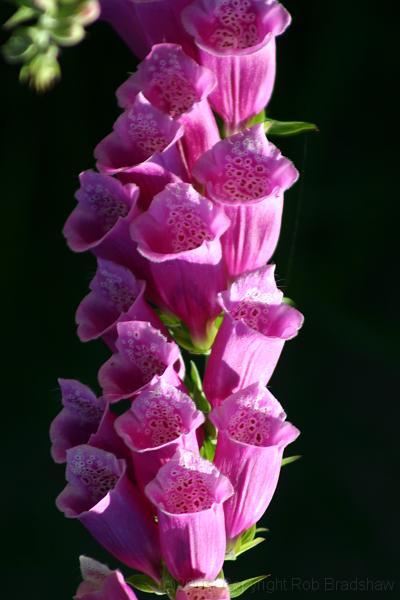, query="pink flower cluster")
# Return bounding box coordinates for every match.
[52,1,304,597]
